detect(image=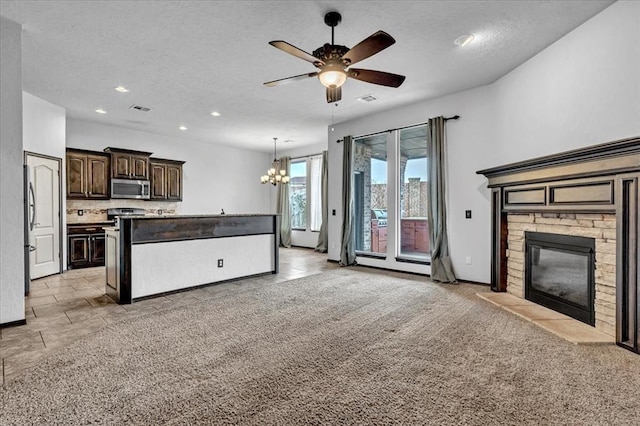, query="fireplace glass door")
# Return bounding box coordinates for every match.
[525,232,595,325]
